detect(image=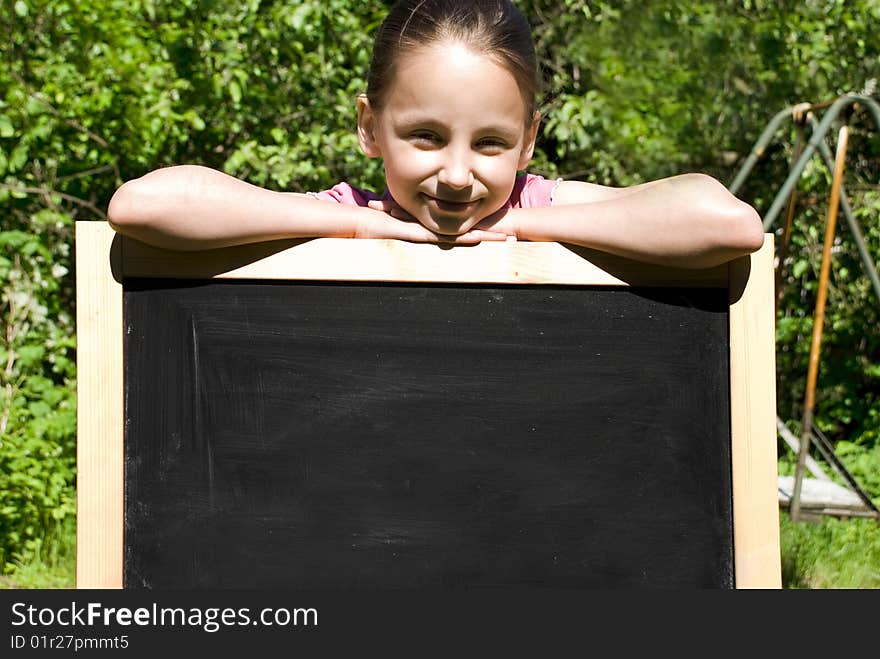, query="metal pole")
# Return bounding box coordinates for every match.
[775,119,807,311]
[761,94,880,232]
[729,94,880,214]
[728,106,799,196]
[790,120,850,522]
